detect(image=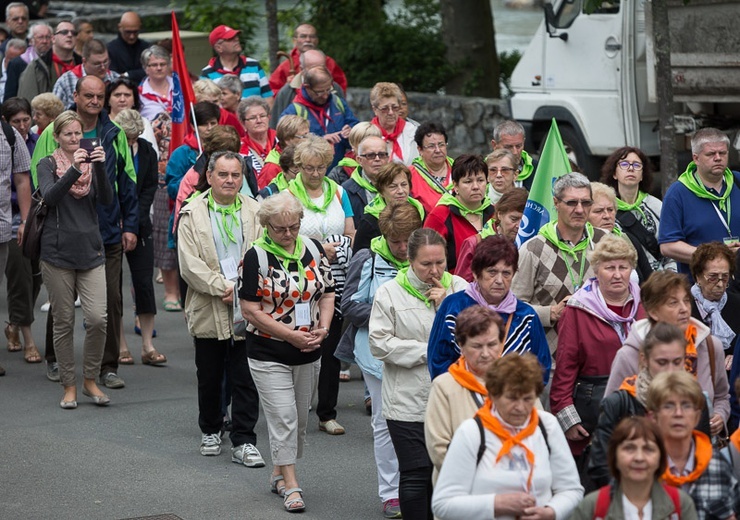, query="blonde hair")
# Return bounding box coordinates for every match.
[294,133,334,169]
[53,110,83,135]
[276,115,309,144]
[646,371,706,413]
[348,121,382,150]
[485,148,517,168]
[588,233,638,269]
[591,182,617,207]
[257,190,304,227]
[193,78,222,102]
[114,108,145,140]
[31,93,64,119]
[370,82,403,107]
